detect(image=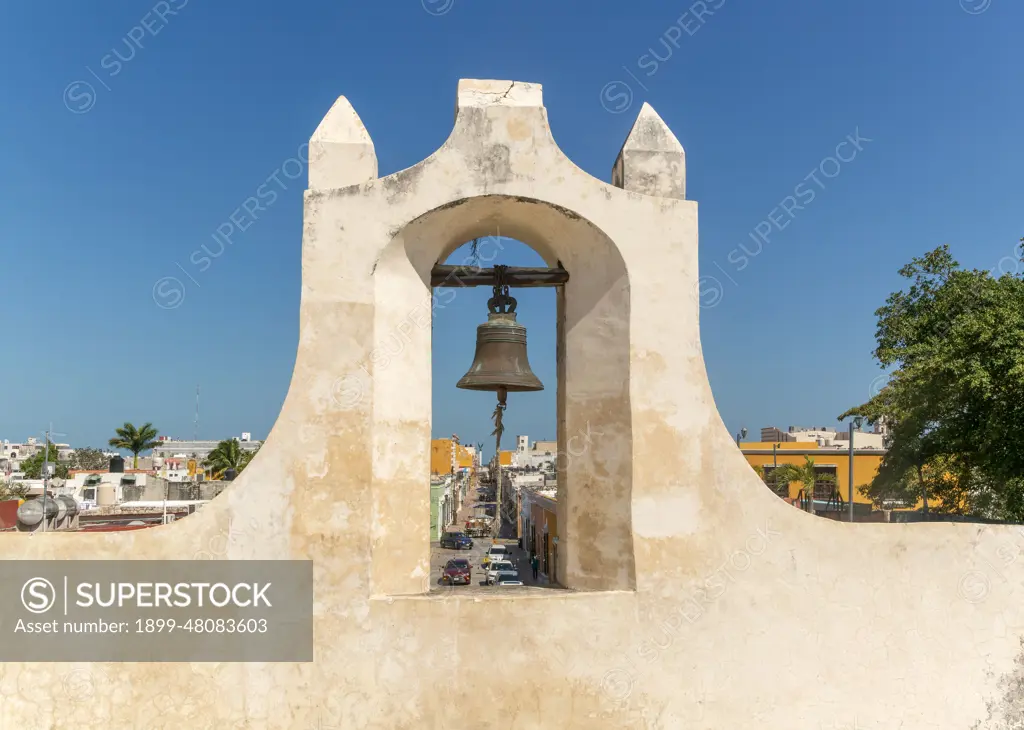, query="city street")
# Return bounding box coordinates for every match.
[429,474,556,594]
